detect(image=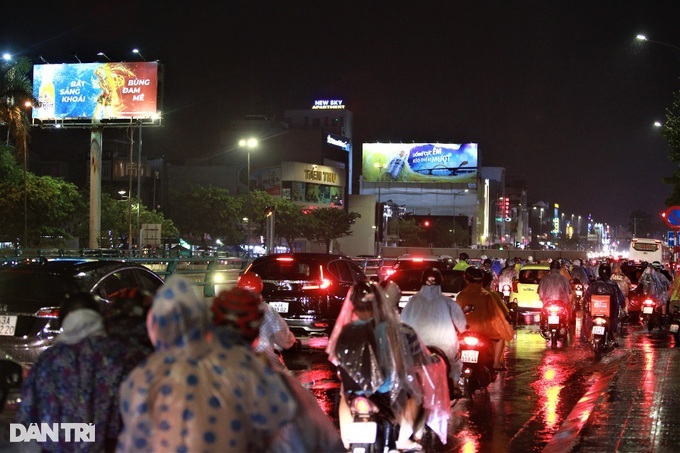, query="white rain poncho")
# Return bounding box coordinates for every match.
[400,284,467,382]
[117,275,297,452]
[639,266,670,303]
[326,282,450,444]
[537,269,572,304]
